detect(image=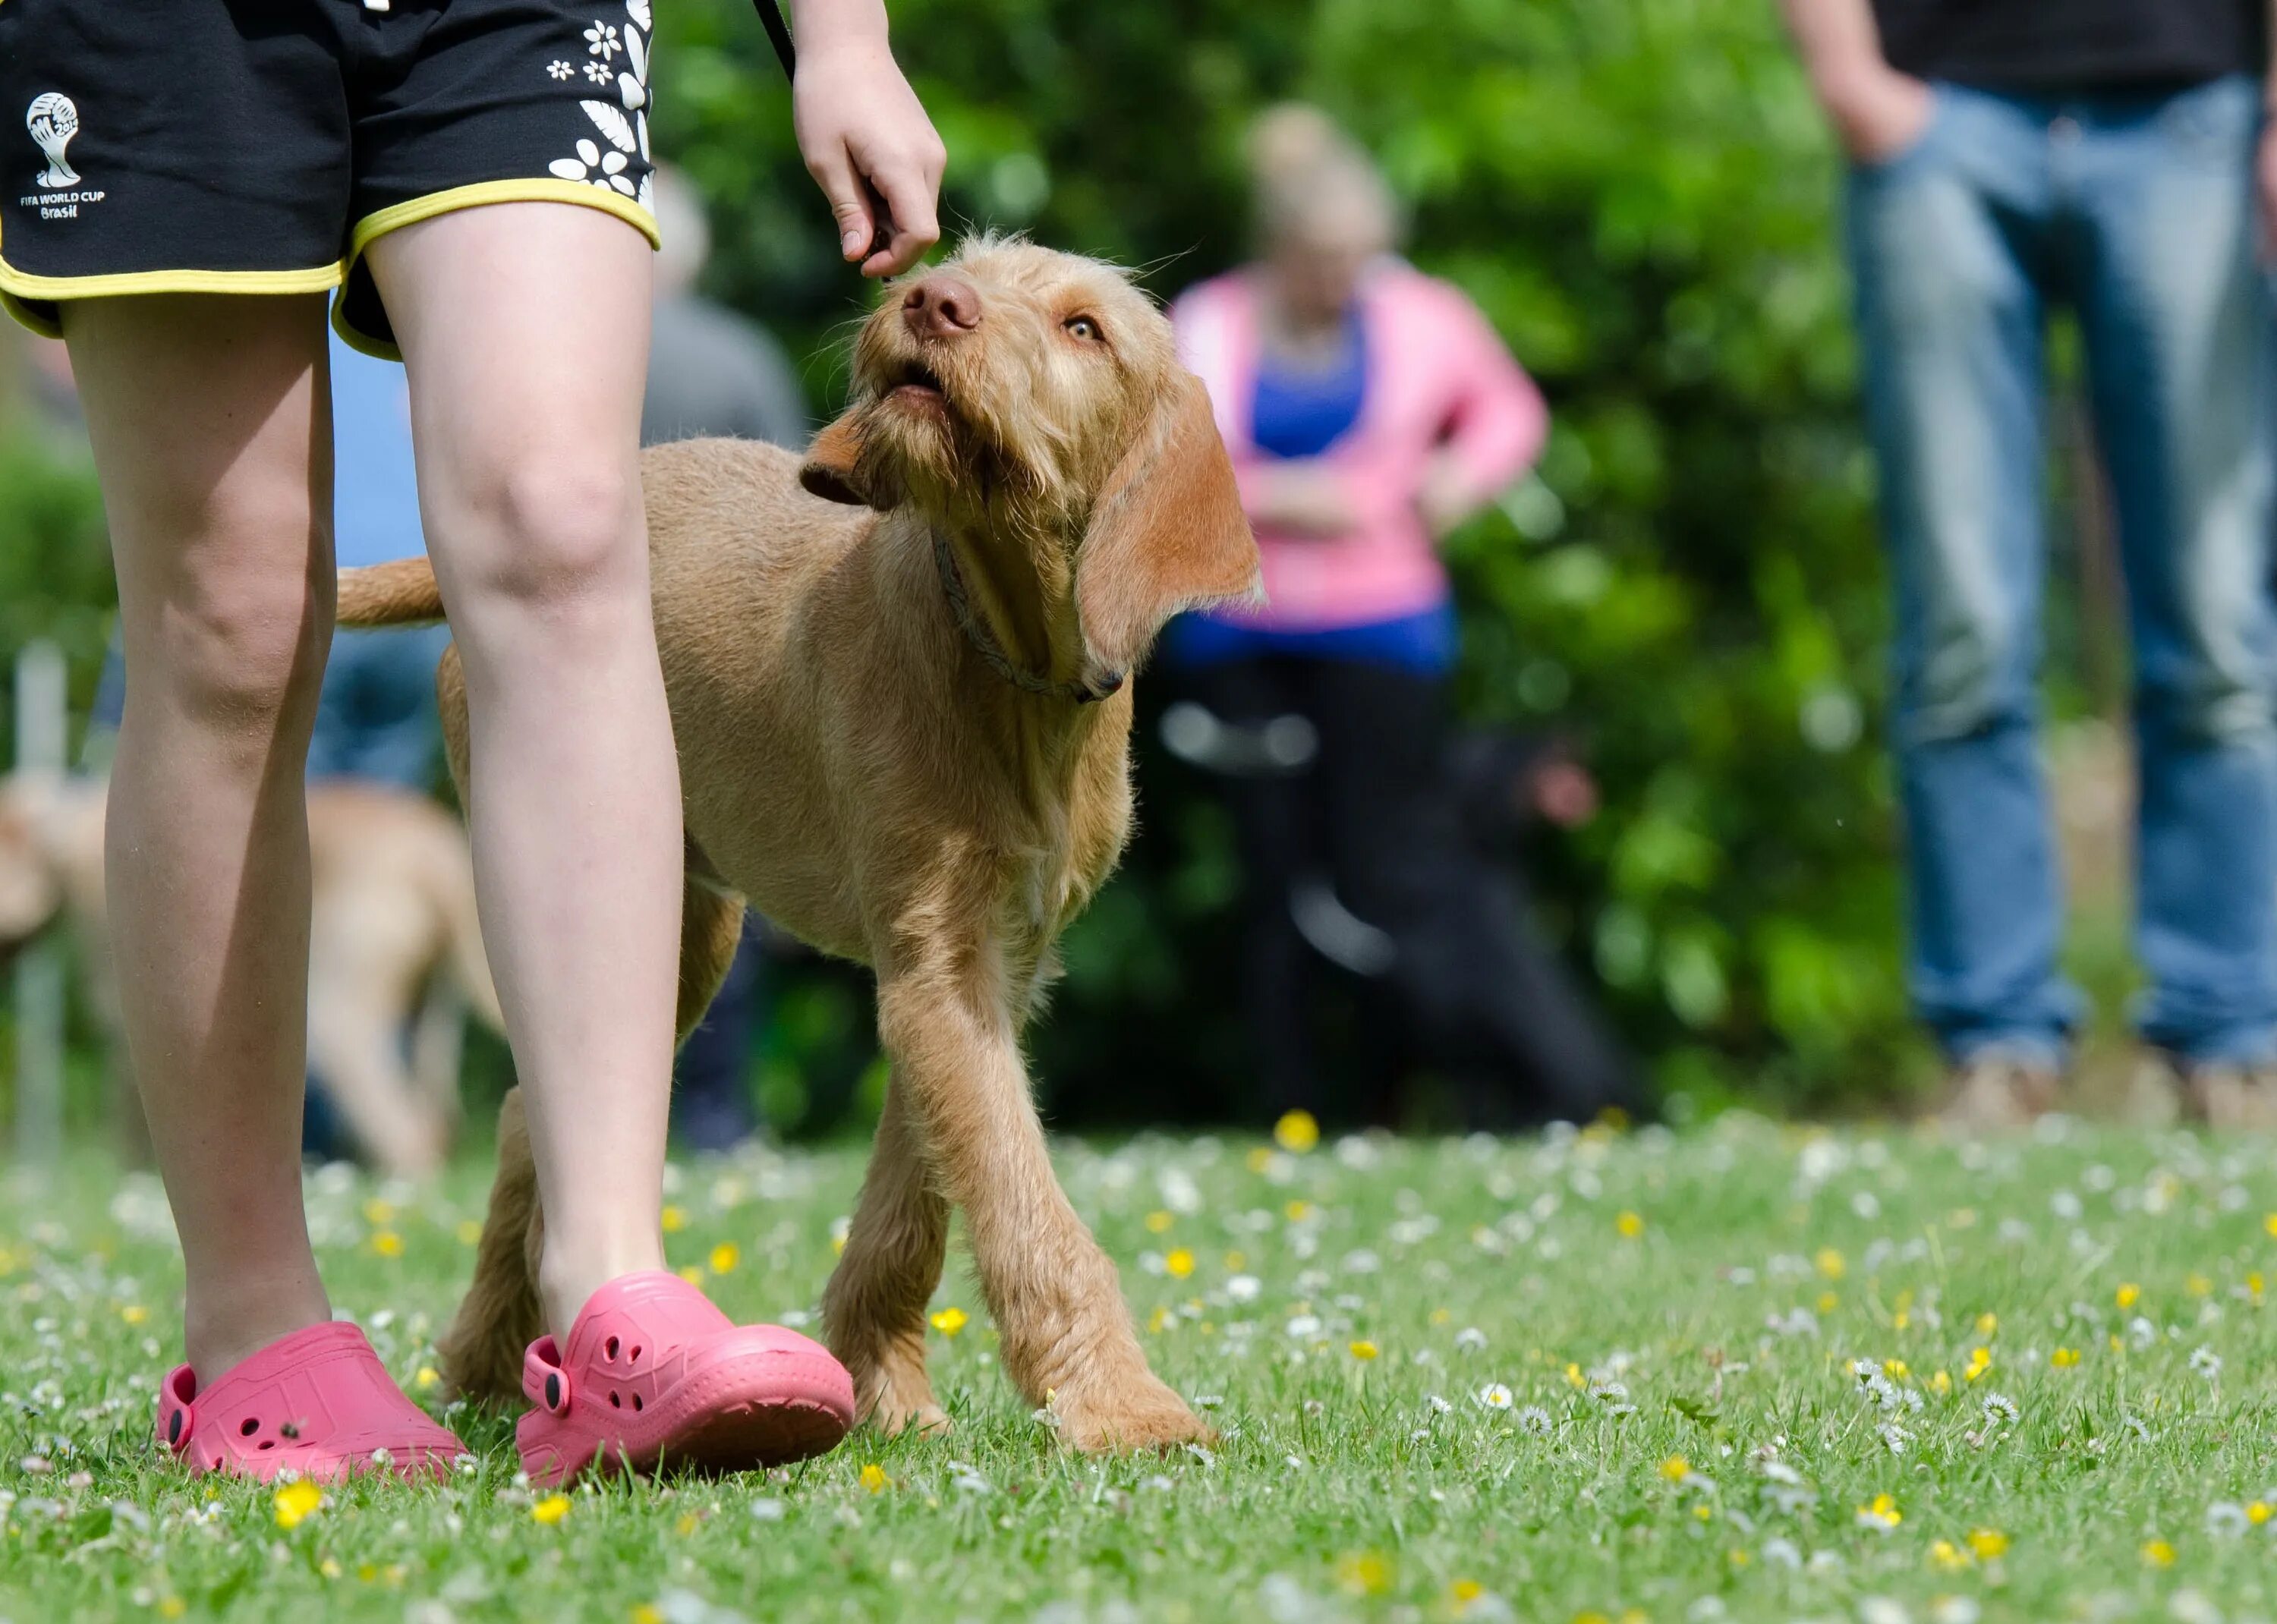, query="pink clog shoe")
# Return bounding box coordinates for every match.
[156,1320,468,1481]
[516,1271,854,1486]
